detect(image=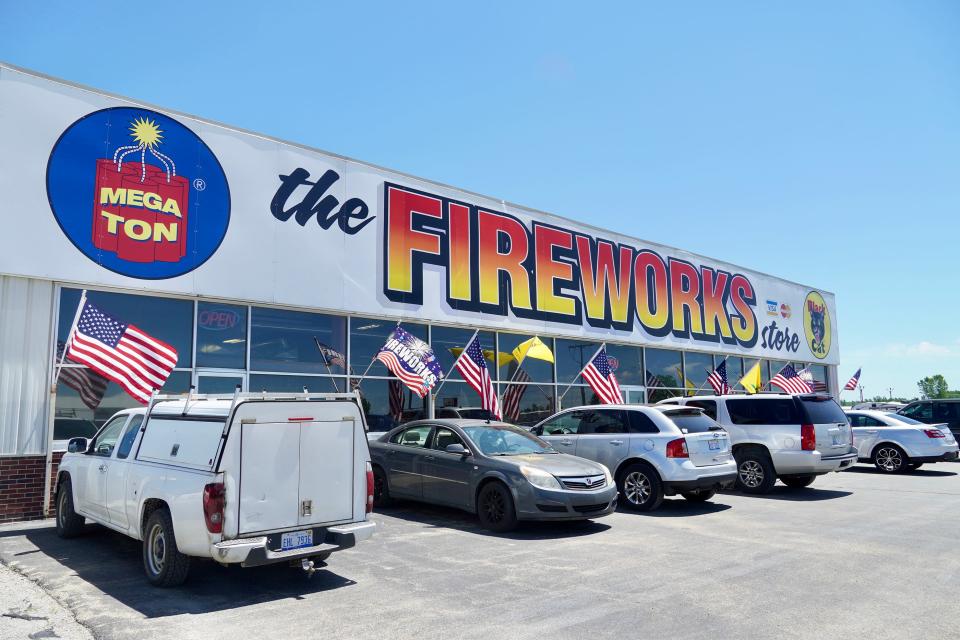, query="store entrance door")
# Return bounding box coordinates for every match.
[195,371,246,395]
[621,385,646,405]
